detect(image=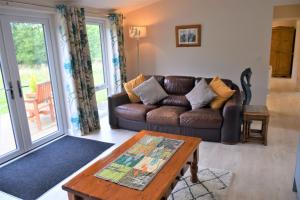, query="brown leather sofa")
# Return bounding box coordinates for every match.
[108,75,242,144]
